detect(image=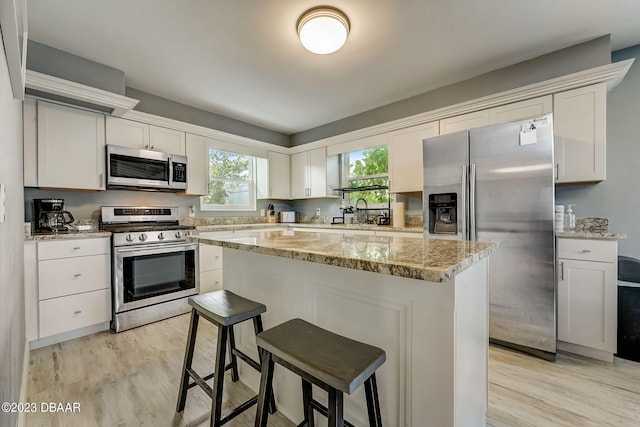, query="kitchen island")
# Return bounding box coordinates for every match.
[191,229,496,427]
